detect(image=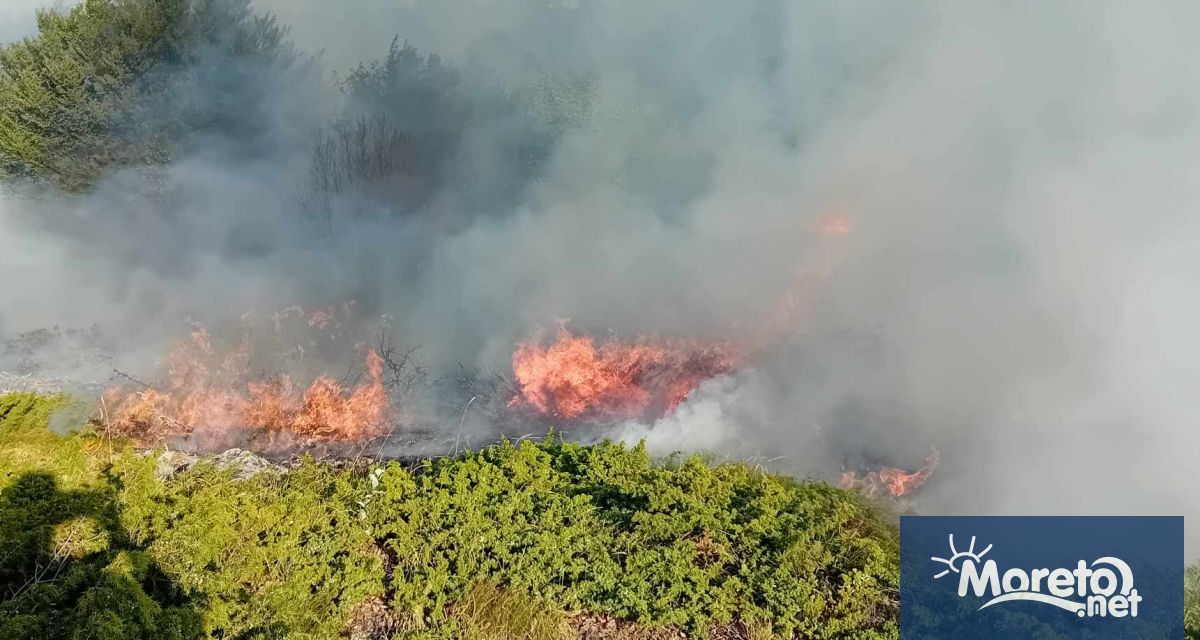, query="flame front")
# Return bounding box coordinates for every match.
[510,327,739,421]
[105,328,389,446]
